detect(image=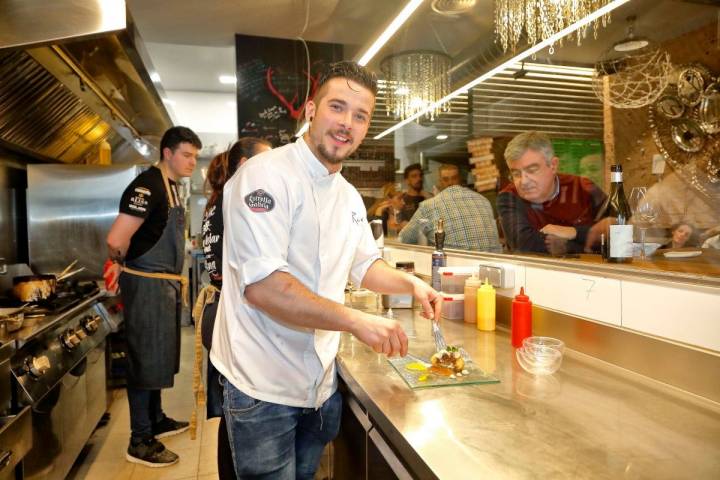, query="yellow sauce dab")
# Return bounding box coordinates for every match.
[405,362,428,372]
